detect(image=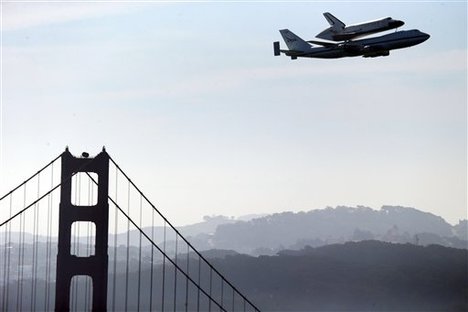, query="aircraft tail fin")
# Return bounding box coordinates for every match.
[323,12,345,29]
[279,29,311,52]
